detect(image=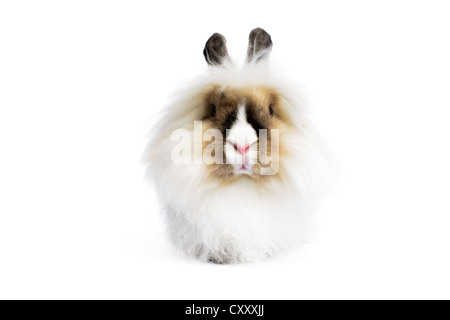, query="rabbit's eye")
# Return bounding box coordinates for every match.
[269,104,274,117]
[210,104,217,117]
